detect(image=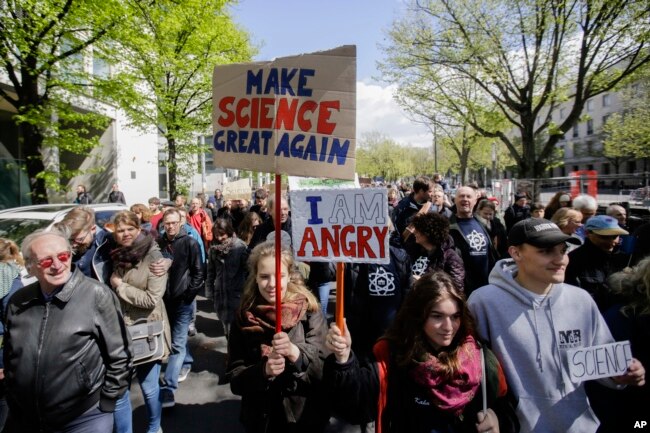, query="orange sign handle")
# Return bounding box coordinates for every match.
[335,262,345,335]
[274,174,282,333]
